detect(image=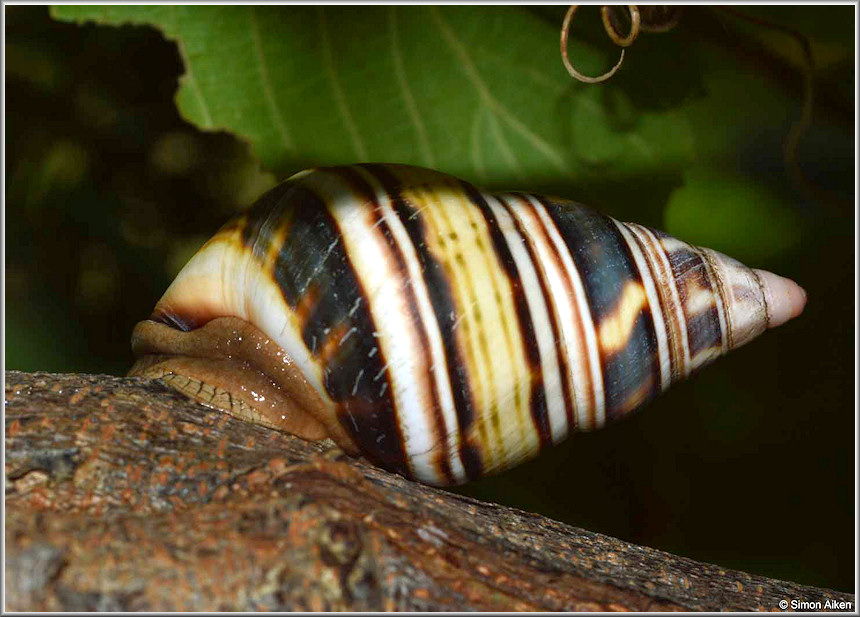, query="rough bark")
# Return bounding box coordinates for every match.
[4,370,854,612]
